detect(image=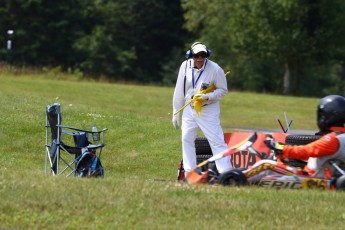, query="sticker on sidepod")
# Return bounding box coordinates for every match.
[245,163,276,178]
[259,176,302,189]
[231,150,257,168]
[301,178,329,190]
